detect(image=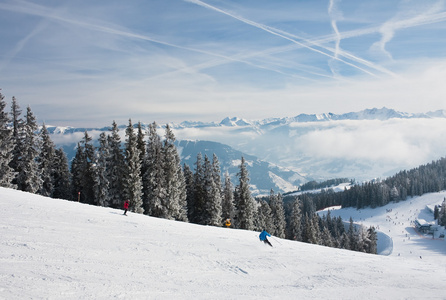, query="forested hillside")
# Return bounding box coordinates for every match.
[0,95,377,254]
[284,157,446,227]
